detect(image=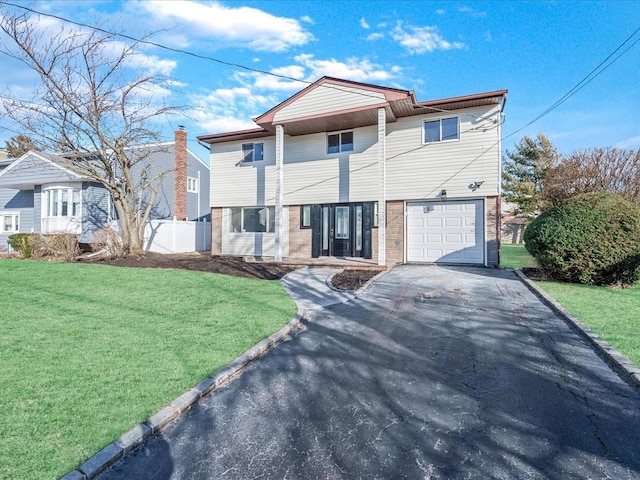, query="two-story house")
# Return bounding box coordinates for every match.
[0,128,210,249]
[198,77,507,267]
